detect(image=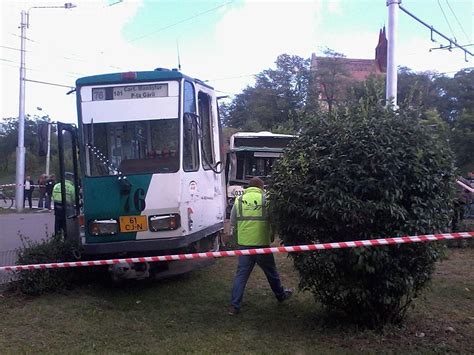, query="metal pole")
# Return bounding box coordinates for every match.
[46,118,51,176]
[386,0,400,108]
[14,3,76,212]
[15,10,27,212]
